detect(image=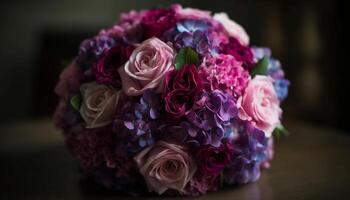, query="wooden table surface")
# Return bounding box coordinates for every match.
[1,119,350,200]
